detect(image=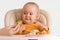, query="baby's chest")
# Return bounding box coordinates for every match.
[25,24,39,31]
